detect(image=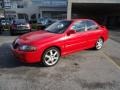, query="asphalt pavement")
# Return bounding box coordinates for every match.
[0,31,120,90]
